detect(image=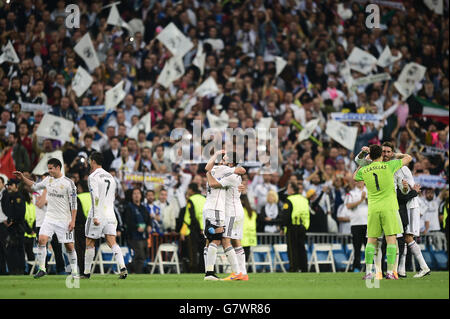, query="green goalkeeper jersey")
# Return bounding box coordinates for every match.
[354,159,402,212]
